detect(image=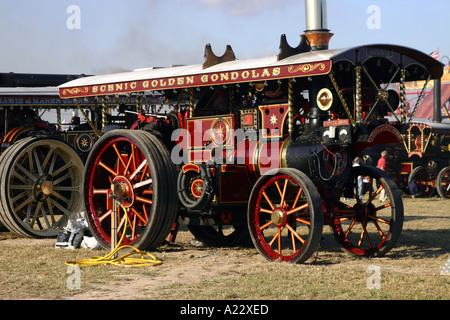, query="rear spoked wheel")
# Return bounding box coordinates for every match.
[331,165,403,257]
[0,137,84,238]
[248,168,323,263]
[83,130,178,250]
